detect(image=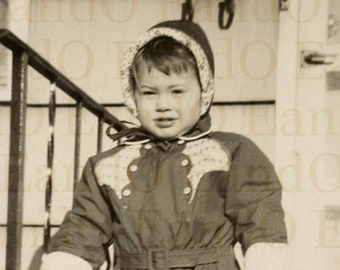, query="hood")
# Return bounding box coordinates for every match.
[121,20,215,117]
